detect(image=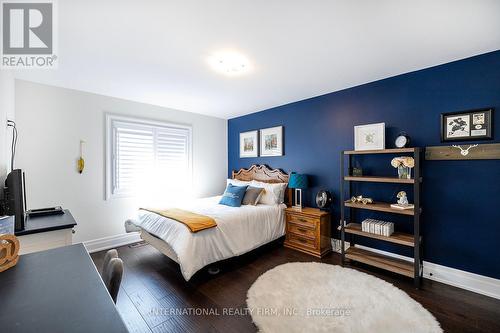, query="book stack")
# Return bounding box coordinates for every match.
[361,218,394,236]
